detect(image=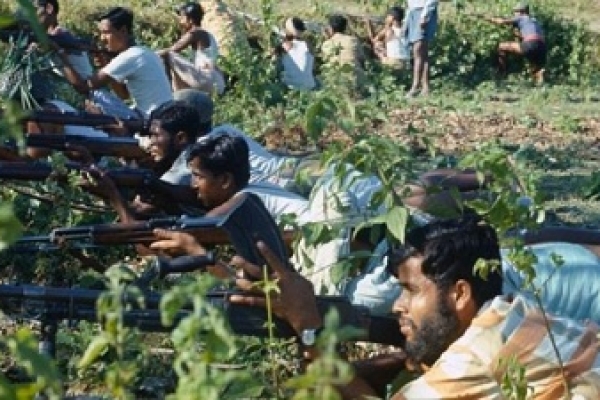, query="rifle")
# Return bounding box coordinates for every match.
[0,160,205,215]
[13,192,295,263]
[0,161,162,184]
[25,133,149,159]
[0,283,404,358]
[0,109,147,135]
[0,23,114,56]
